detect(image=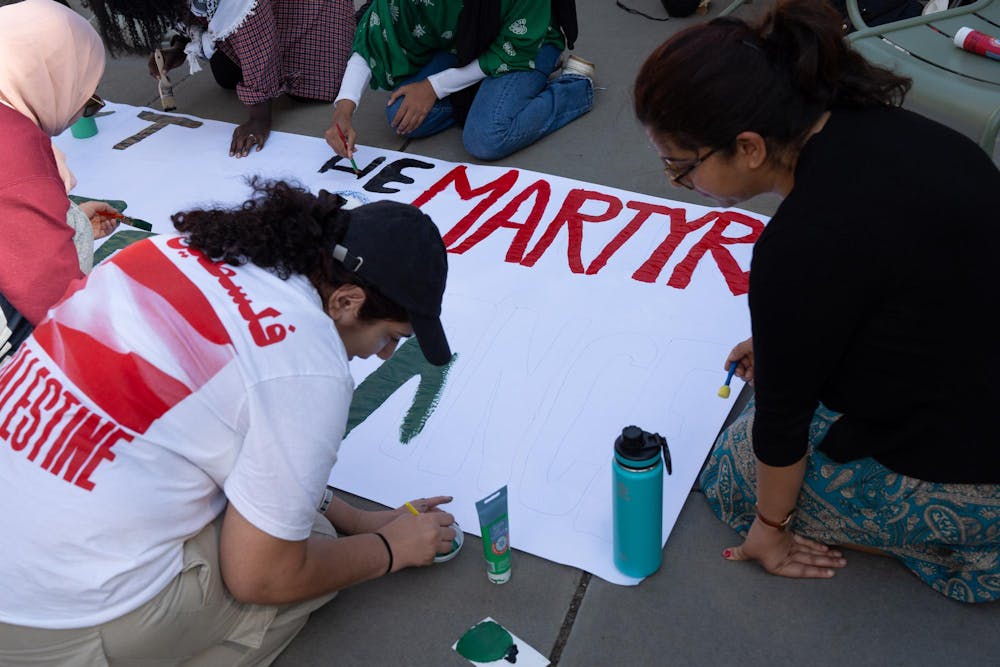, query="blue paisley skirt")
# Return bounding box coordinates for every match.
[699,398,1000,603]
